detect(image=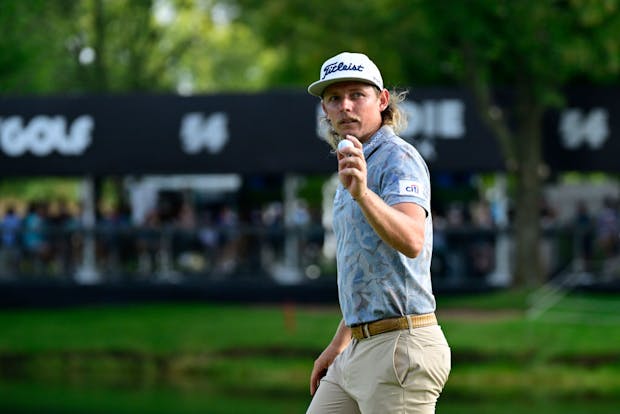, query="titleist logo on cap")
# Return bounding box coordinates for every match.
[307,52,383,96]
[322,62,365,79]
